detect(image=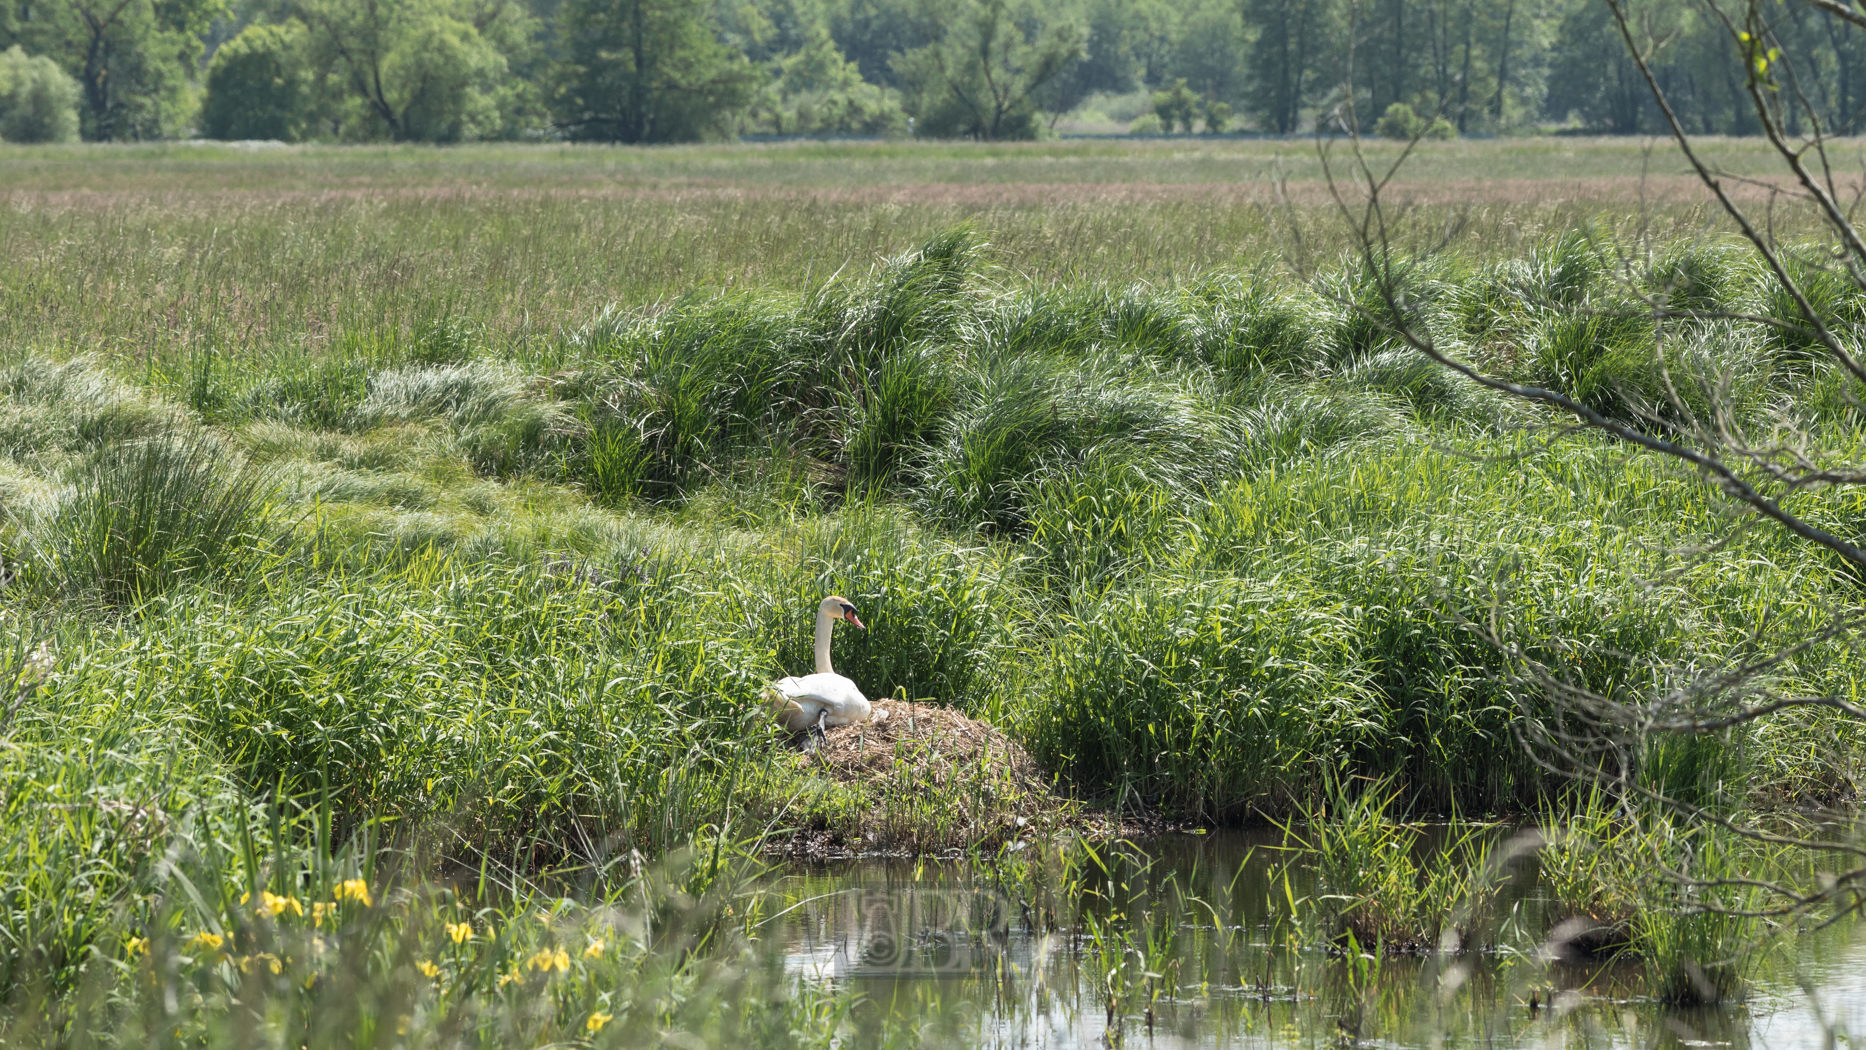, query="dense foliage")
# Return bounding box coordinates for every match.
[0,44,79,142]
[0,0,224,139]
[3,0,1865,141]
[4,227,1862,863]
